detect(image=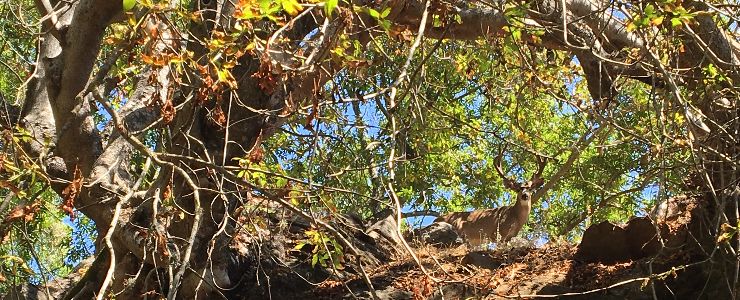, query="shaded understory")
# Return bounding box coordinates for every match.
[4,194,731,299]
[234,194,727,299]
